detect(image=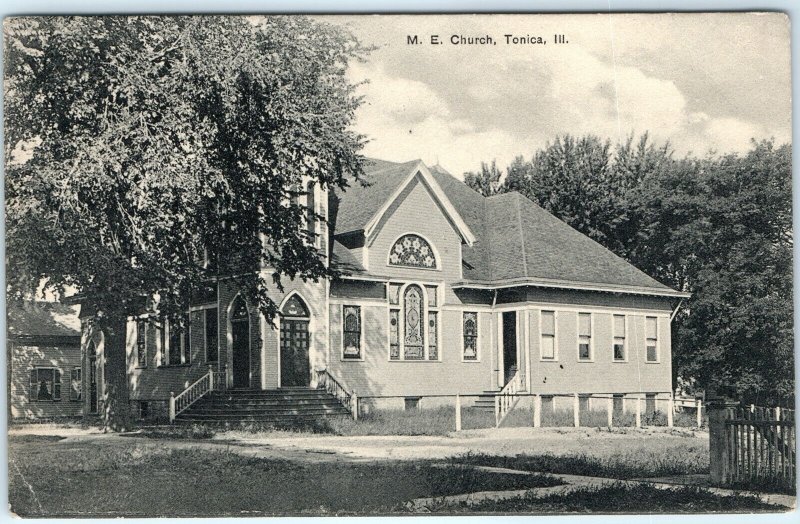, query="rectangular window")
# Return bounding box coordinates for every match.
[463,312,478,361]
[428,311,438,360]
[205,308,219,362]
[136,320,147,368]
[70,367,82,401]
[425,285,438,307]
[342,305,362,360]
[159,322,167,367]
[162,316,191,366]
[613,315,626,361]
[578,313,592,361]
[30,368,61,401]
[541,310,556,360]
[646,316,658,362]
[389,309,400,360]
[388,284,401,306]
